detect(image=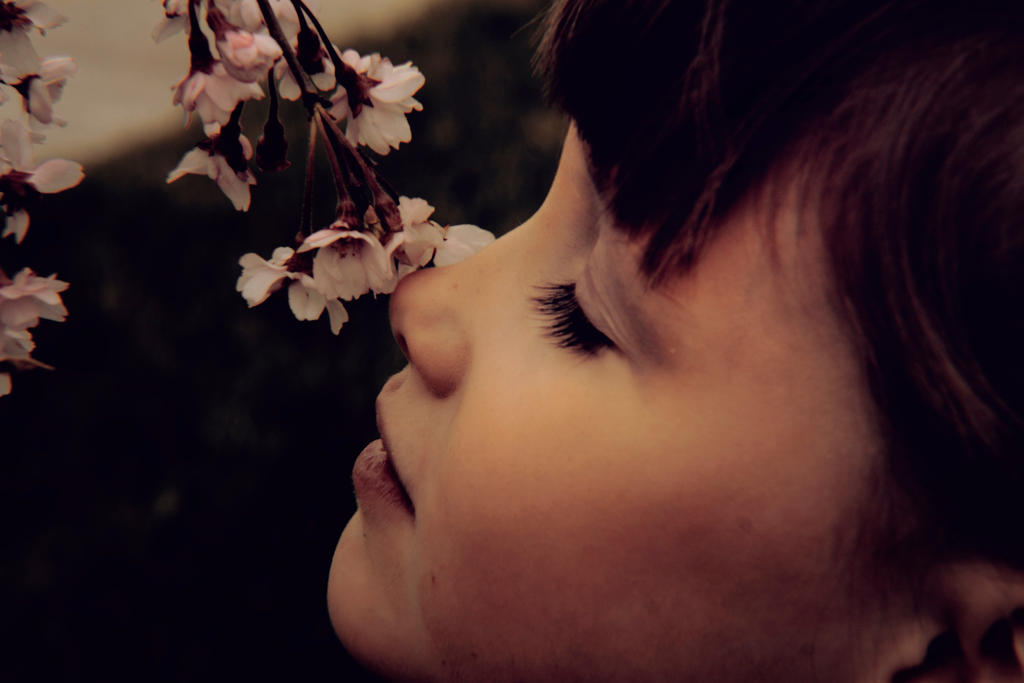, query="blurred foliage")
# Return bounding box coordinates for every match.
[0,1,563,680]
